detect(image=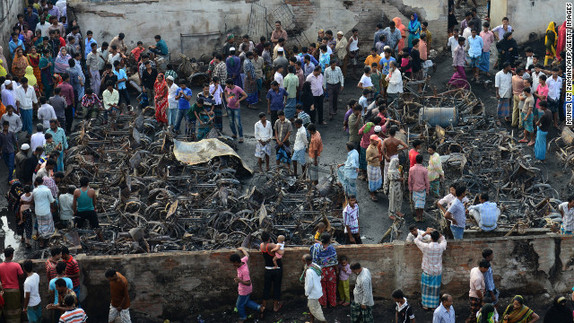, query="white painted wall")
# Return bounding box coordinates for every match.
[1,0,25,63]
